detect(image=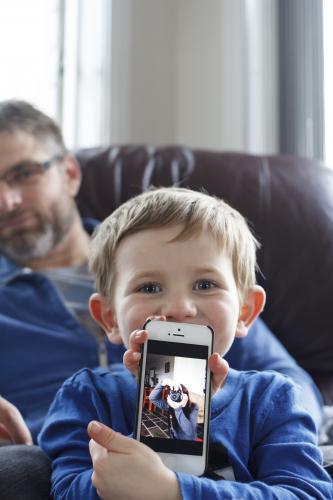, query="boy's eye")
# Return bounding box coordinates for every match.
[137,282,162,294]
[193,280,215,291]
